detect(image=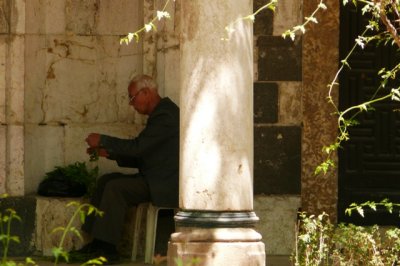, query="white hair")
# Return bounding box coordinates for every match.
[130,74,158,91]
